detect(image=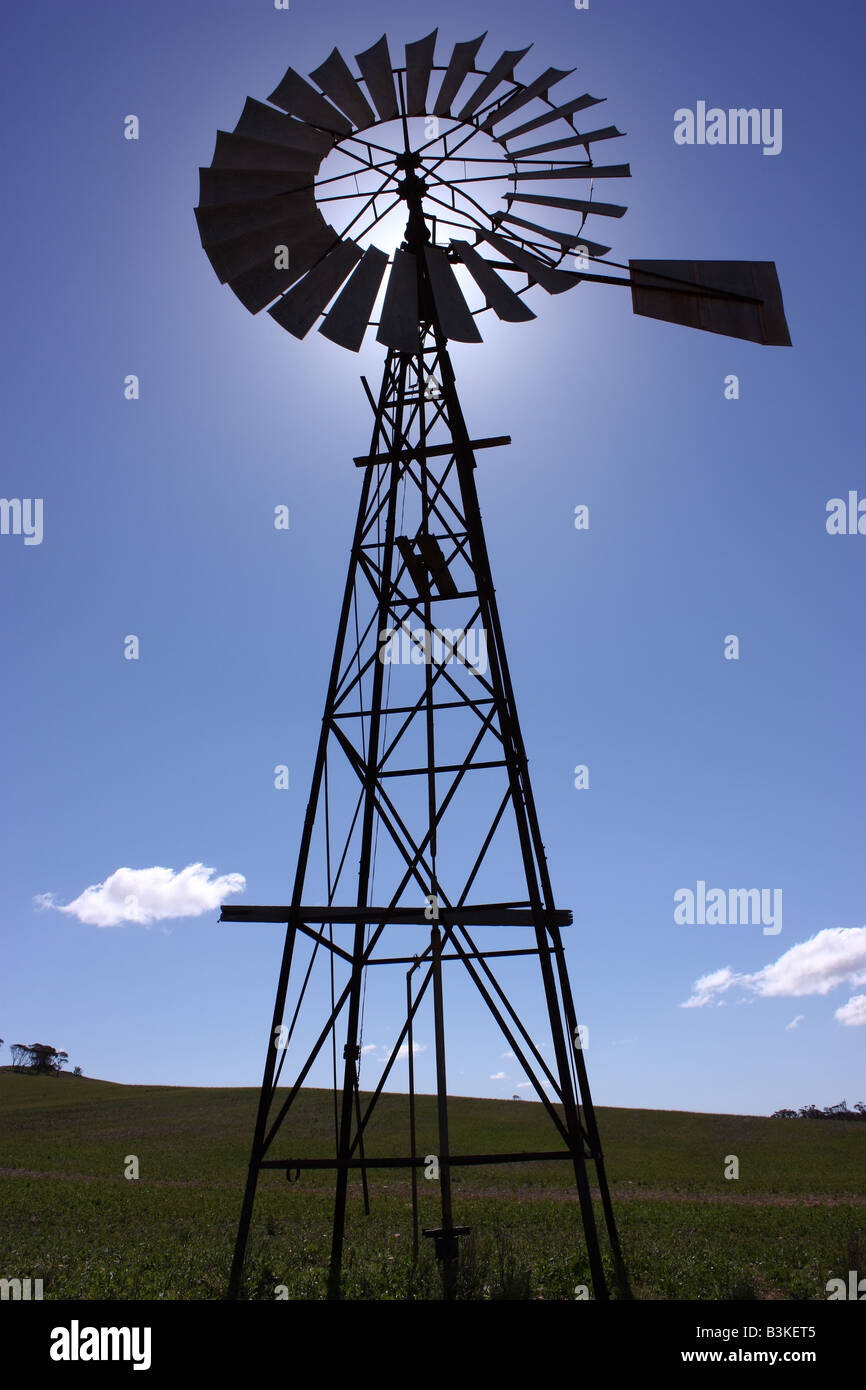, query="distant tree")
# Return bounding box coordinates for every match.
[824,1100,850,1119]
[28,1043,63,1075]
[73,1066,82,1077]
[774,1101,866,1120]
[7,1042,73,1075]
